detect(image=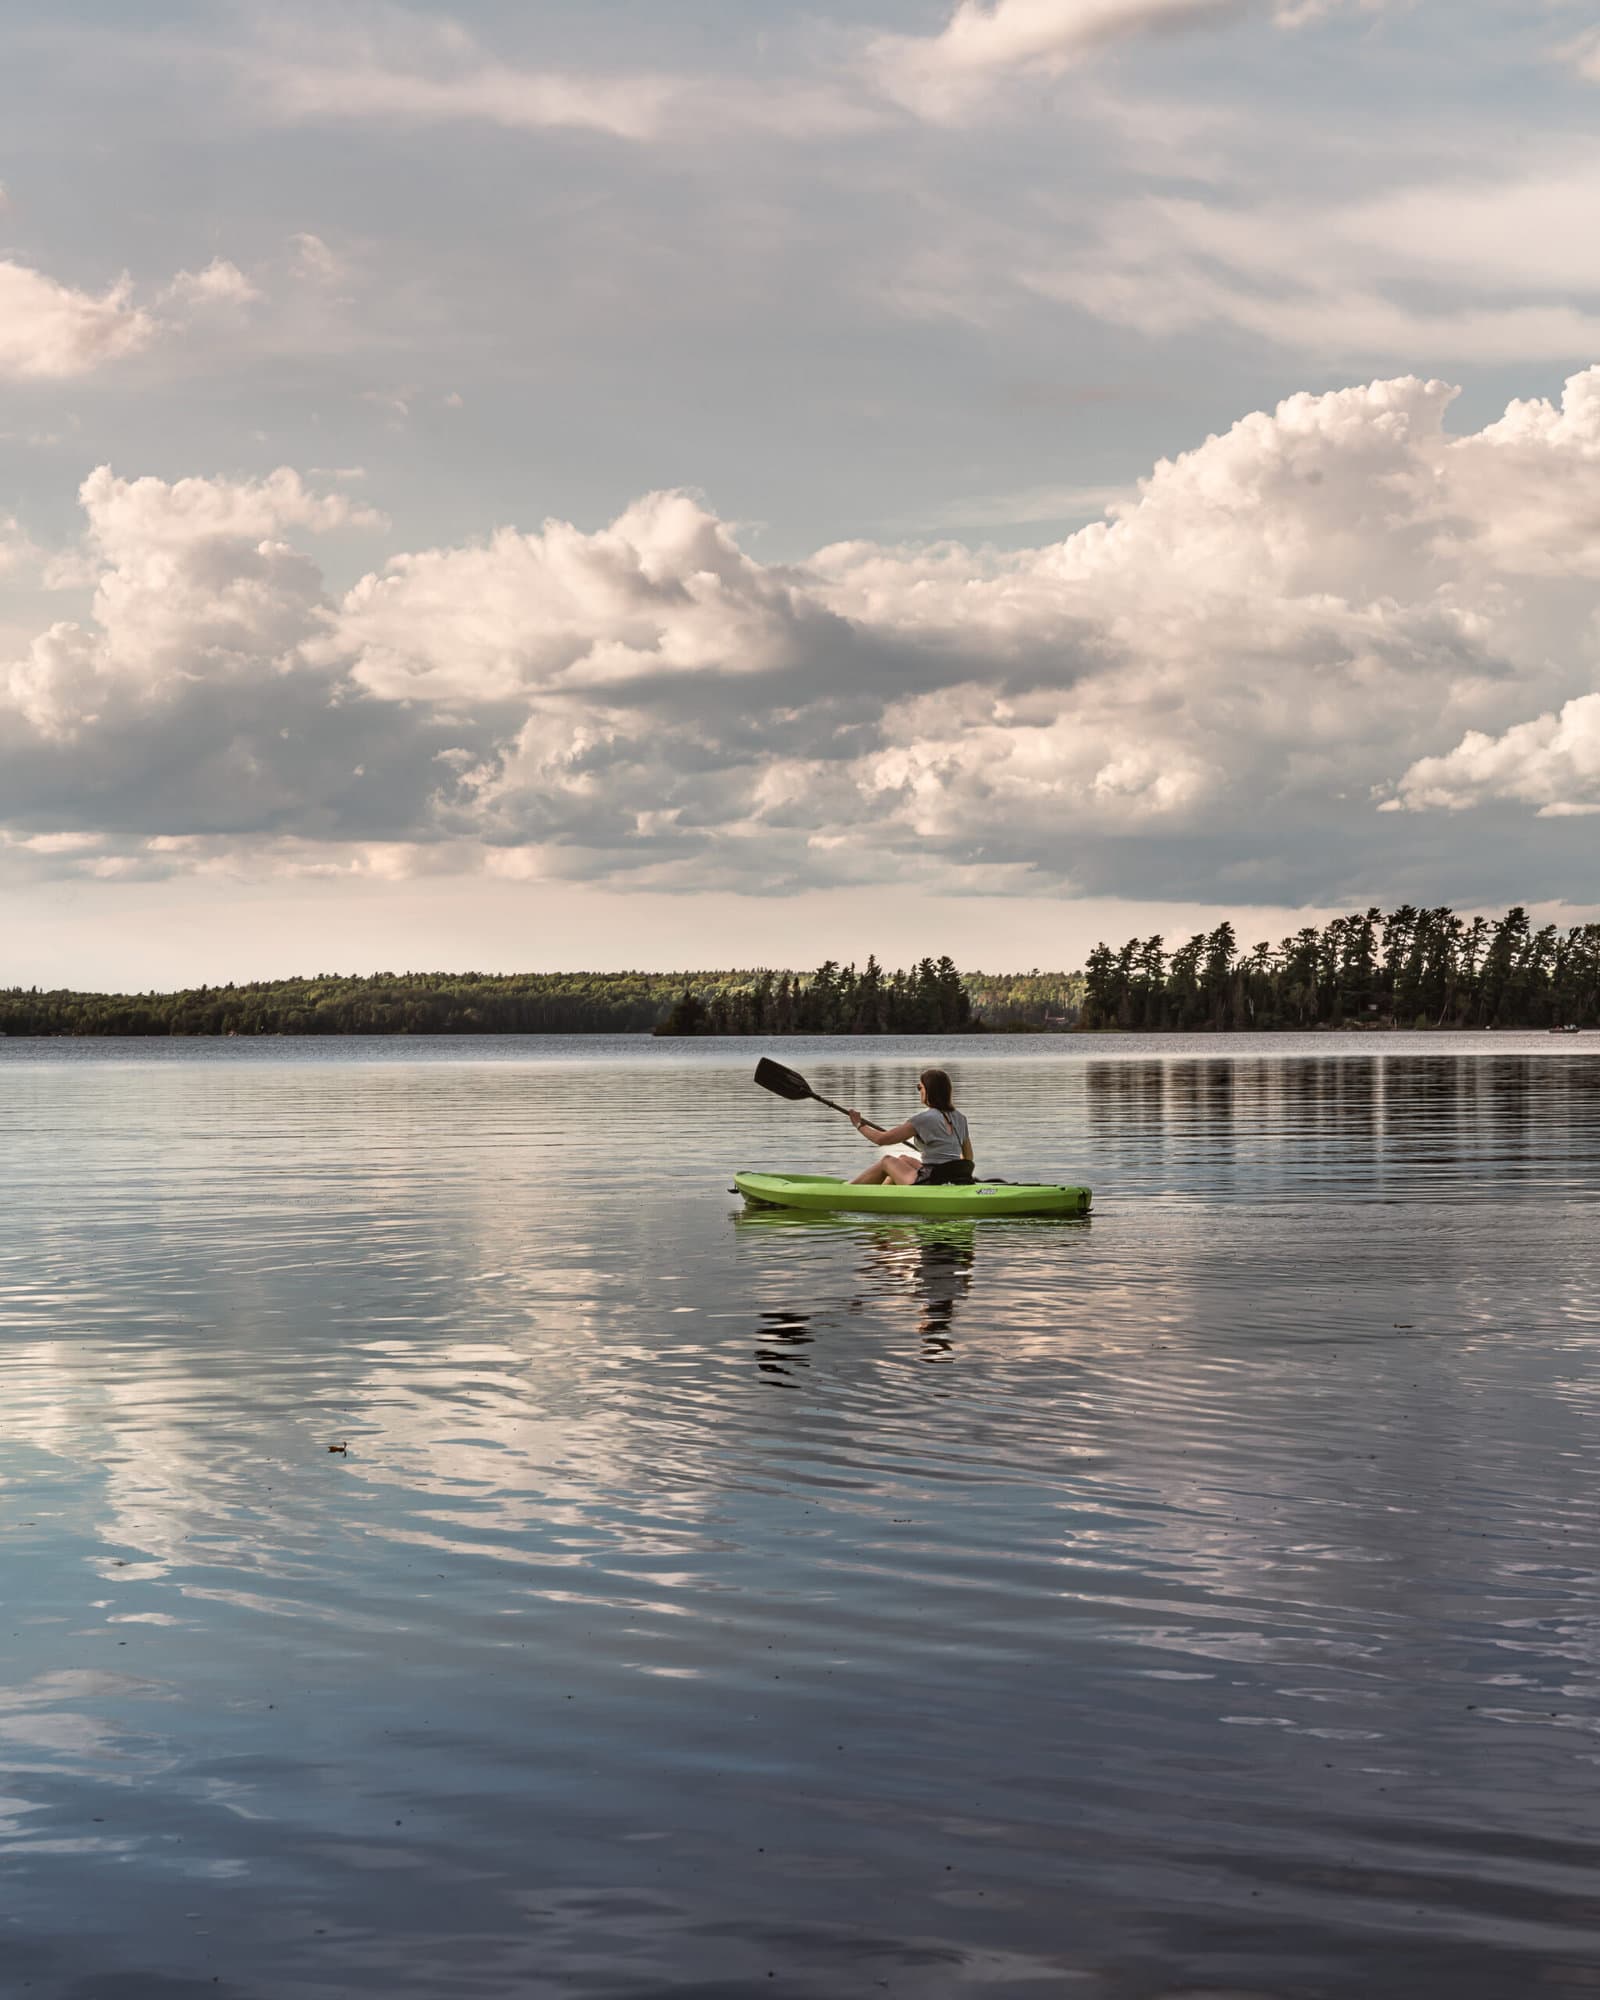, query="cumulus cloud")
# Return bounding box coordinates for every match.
[1390,699,1600,819]
[325,491,843,704]
[4,368,1600,903]
[4,466,383,743]
[0,260,156,381]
